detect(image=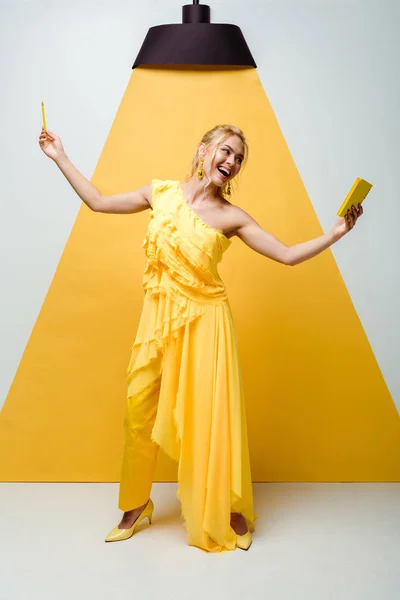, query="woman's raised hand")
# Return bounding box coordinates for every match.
[38,128,65,162]
[330,203,364,241]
